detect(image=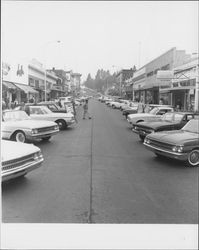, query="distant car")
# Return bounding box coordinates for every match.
[144,119,199,167]
[133,112,196,141]
[120,101,133,111]
[2,110,59,143]
[16,105,75,130]
[127,106,173,125]
[122,103,139,117]
[1,140,44,182]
